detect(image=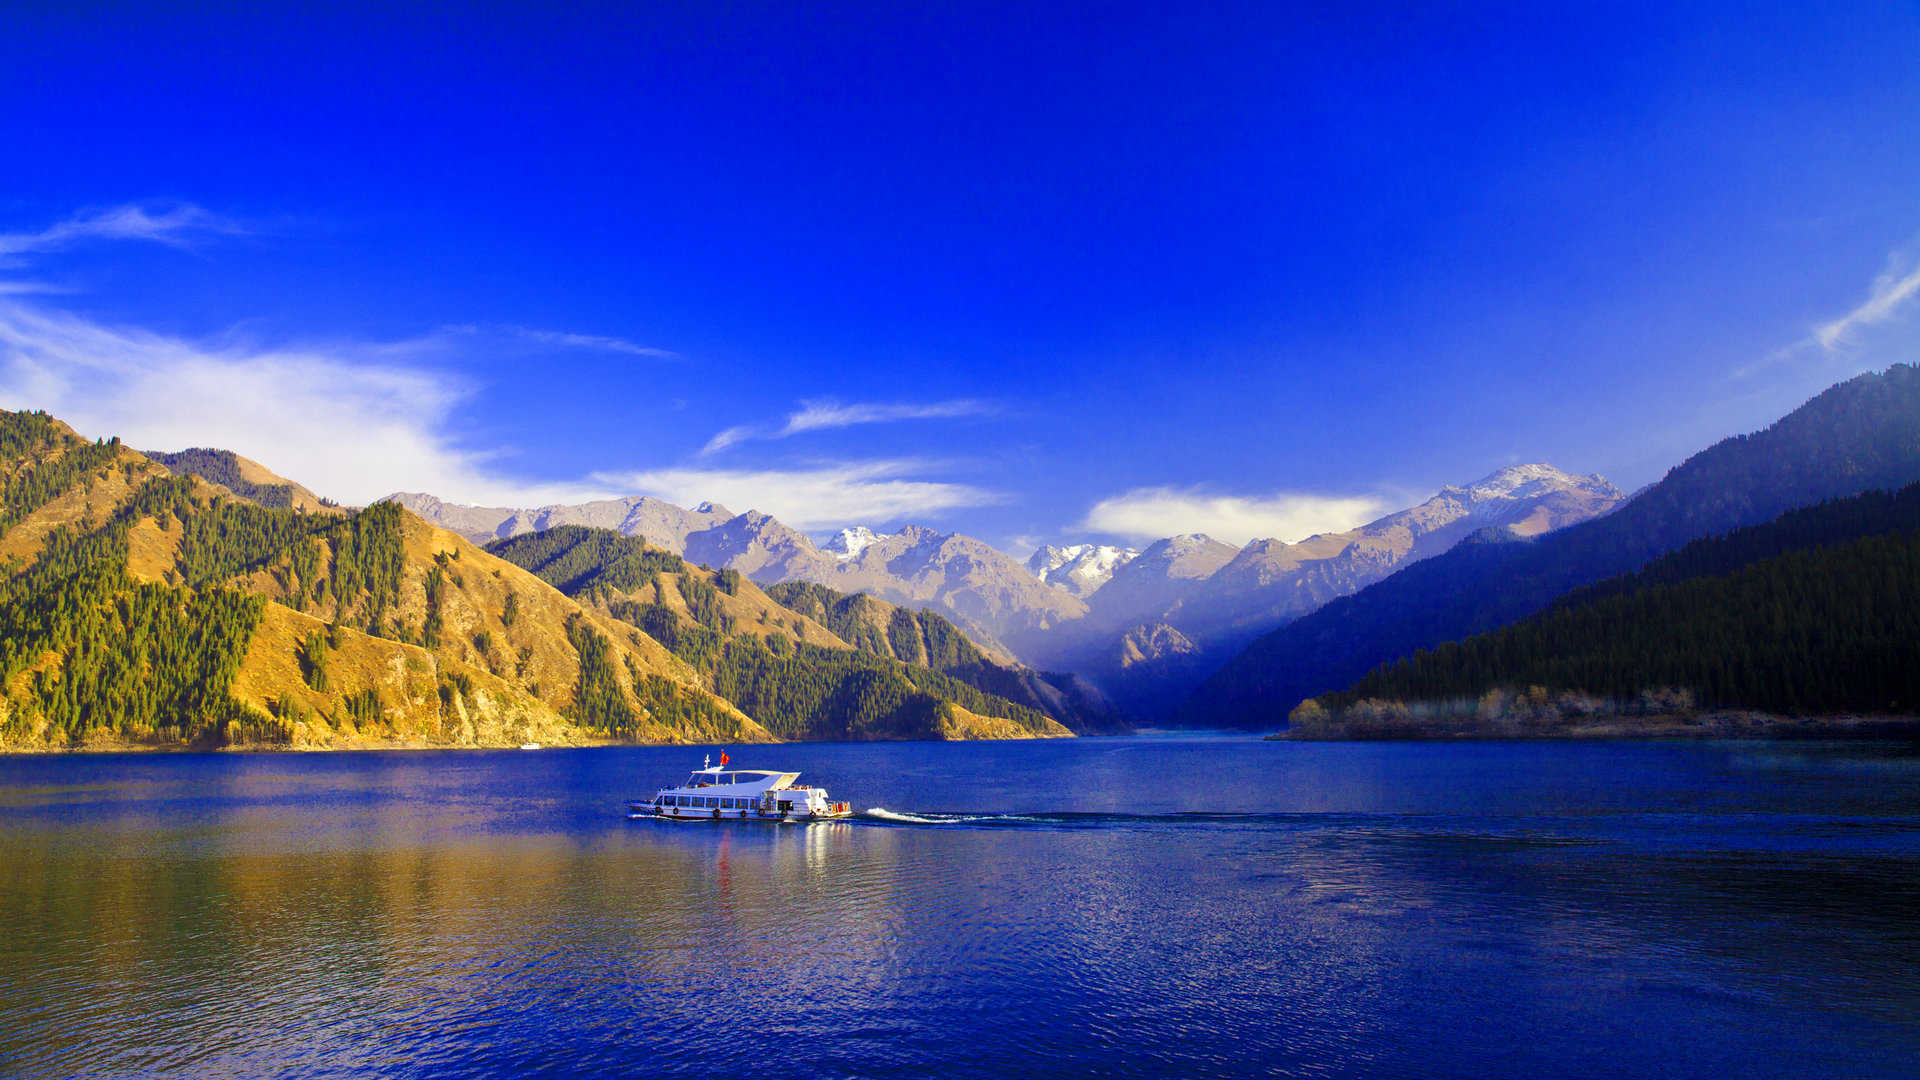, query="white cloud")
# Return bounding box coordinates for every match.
[443,322,679,360]
[782,397,992,433]
[0,297,610,508]
[1813,248,1920,352]
[1080,486,1389,546]
[593,460,1001,530]
[699,397,995,455]
[0,202,999,532]
[0,203,243,265]
[699,424,759,456]
[1743,239,1920,379]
